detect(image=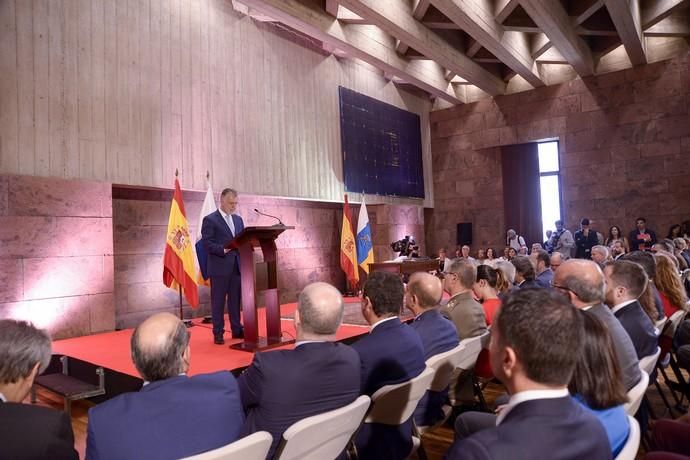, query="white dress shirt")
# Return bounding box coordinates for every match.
[495,388,569,425]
